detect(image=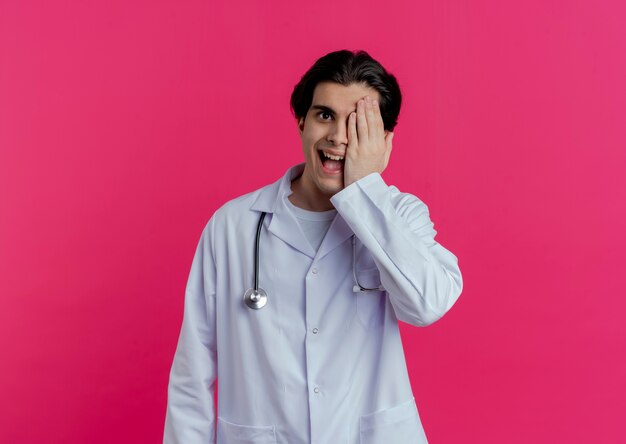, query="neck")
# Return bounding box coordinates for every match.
[288,176,335,212]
